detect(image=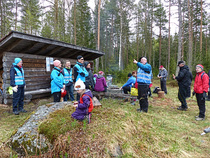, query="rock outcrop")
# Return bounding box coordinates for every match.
[10,102,73,156]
